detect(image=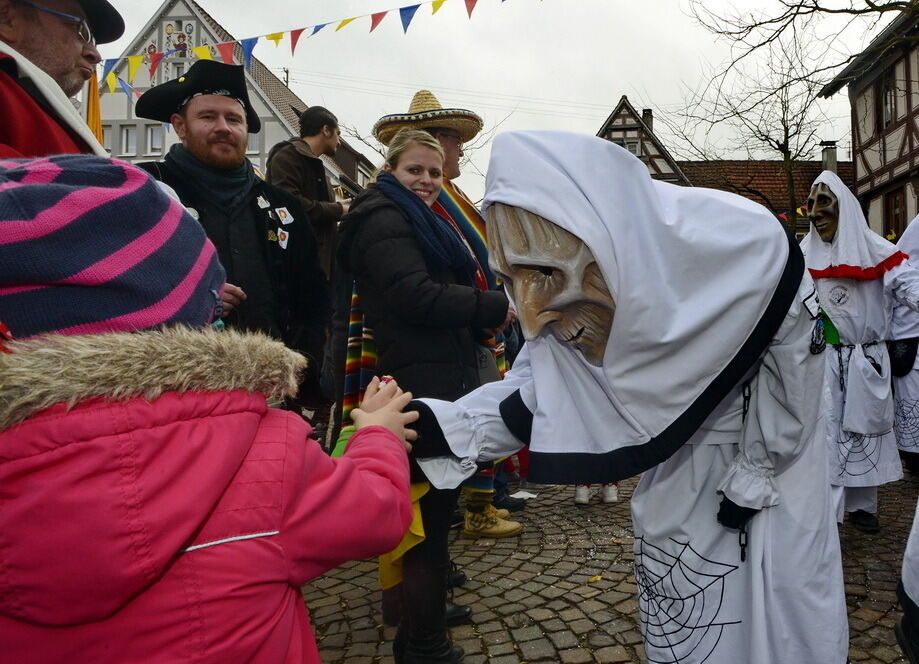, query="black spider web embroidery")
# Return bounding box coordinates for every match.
[833,428,885,478]
[634,537,741,664]
[832,345,891,476]
[895,398,919,450]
